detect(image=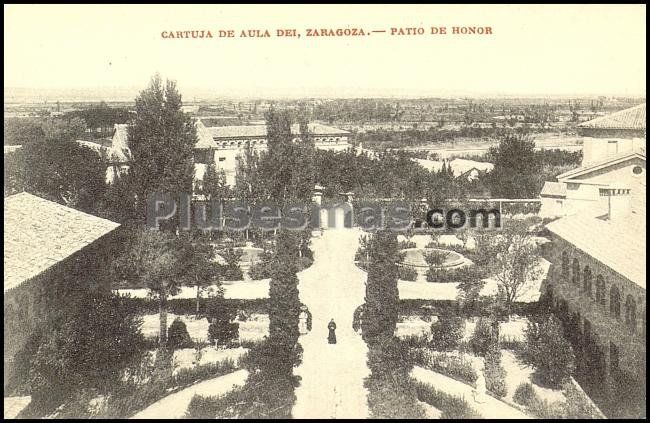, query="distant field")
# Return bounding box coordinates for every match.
[400,133,583,158]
